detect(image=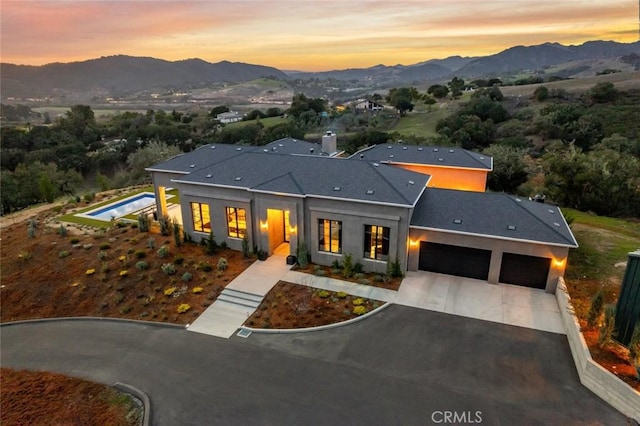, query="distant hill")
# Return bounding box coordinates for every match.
[0,55,288,98]
[2,40,639,100]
